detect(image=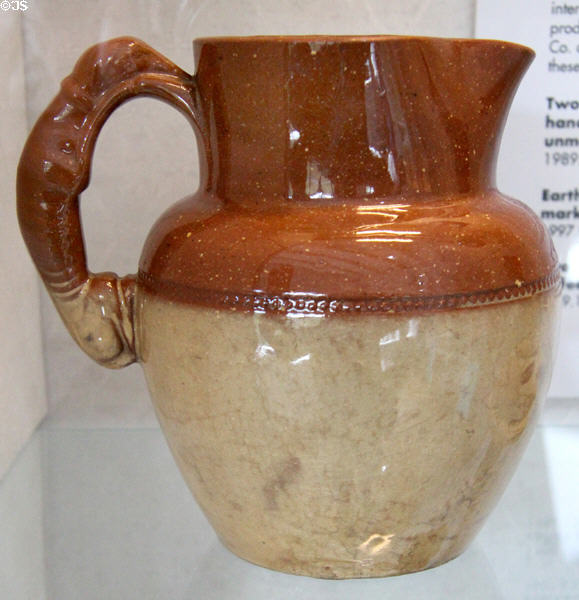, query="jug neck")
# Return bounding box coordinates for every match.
[192,36,534,205]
